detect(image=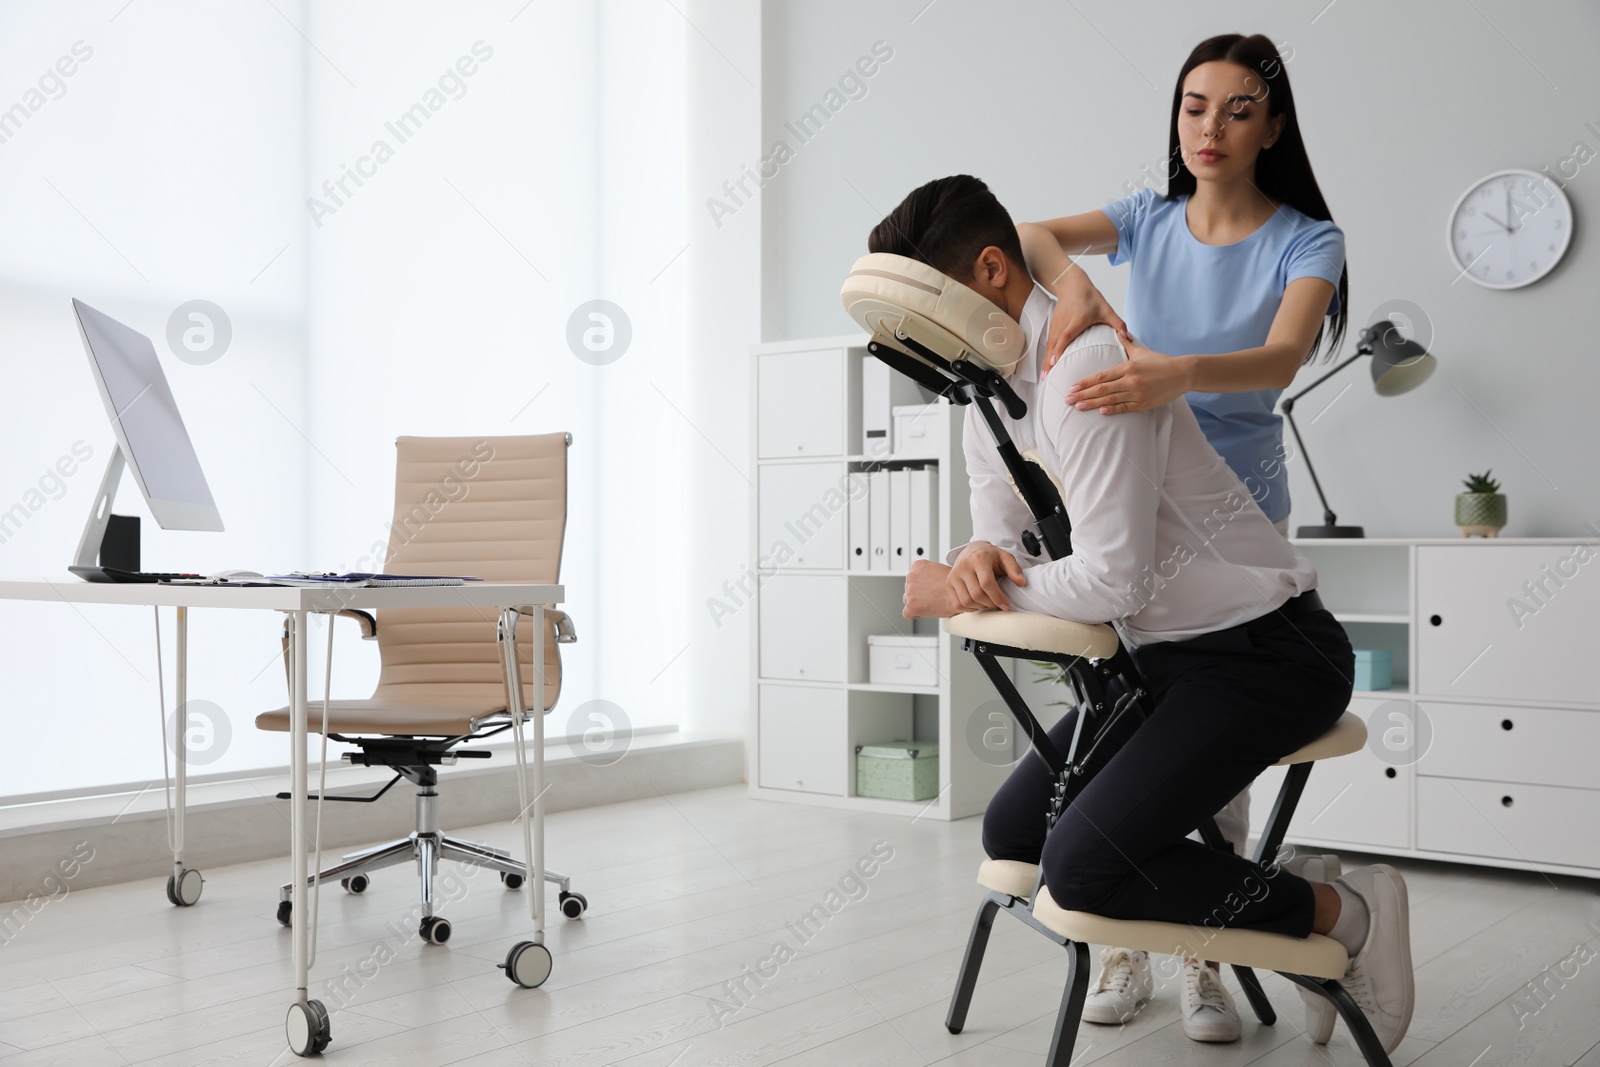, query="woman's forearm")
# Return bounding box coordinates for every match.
[1017,222,1081,290]
[1179,343,1306,393]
